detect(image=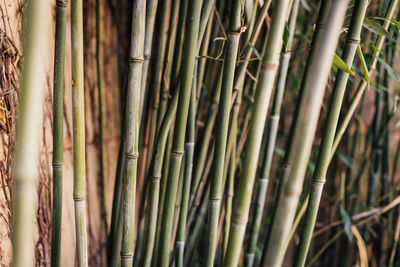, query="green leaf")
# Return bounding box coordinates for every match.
[373,17,400,30]
[376,56,400,82]
[283,23,290,47]
[363,18,392,37]
[340,207,353,241]
[244,95,254,112]
[356,45,370,85]
[248,42,262,61]
[333,53,355,76]
[336,151,353,168]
